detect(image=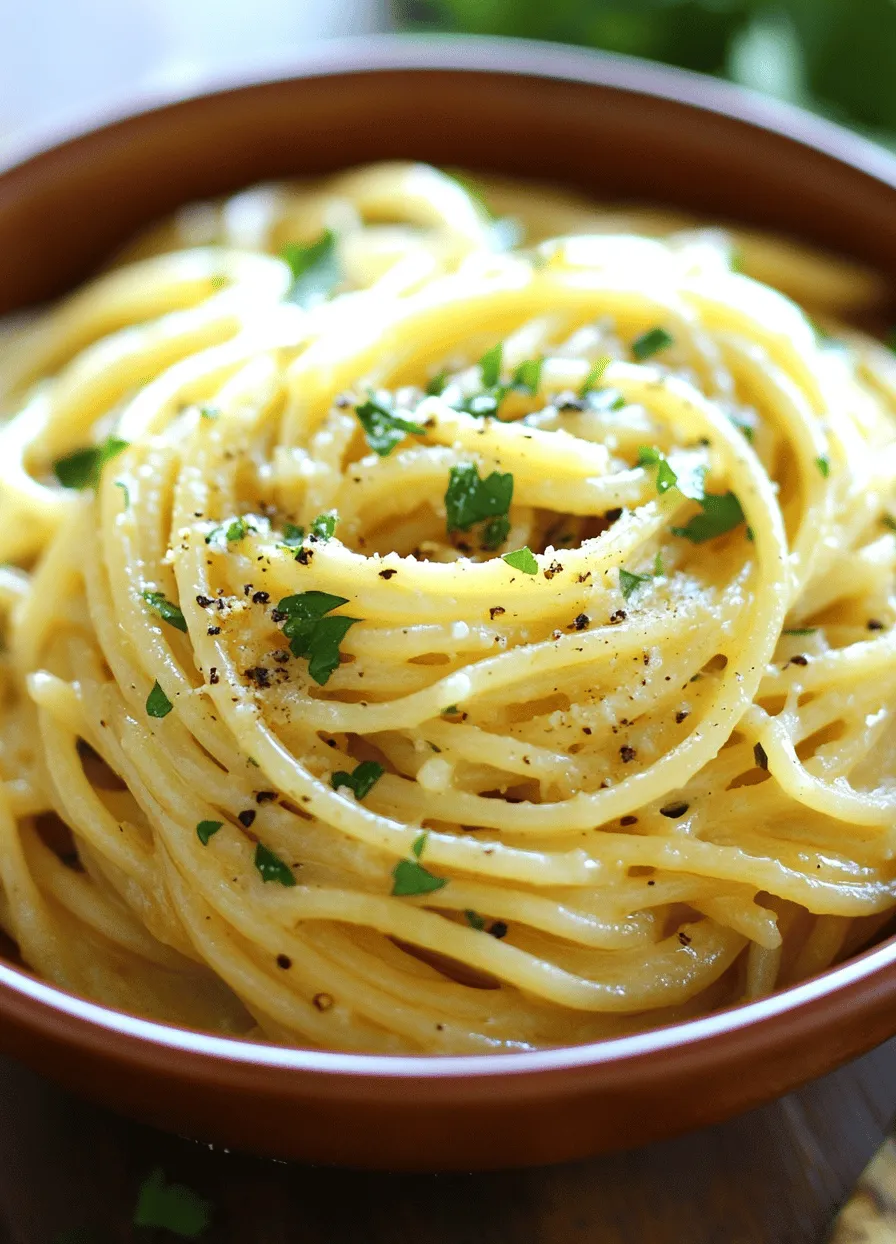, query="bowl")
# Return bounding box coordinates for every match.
[3,34,896,1172]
